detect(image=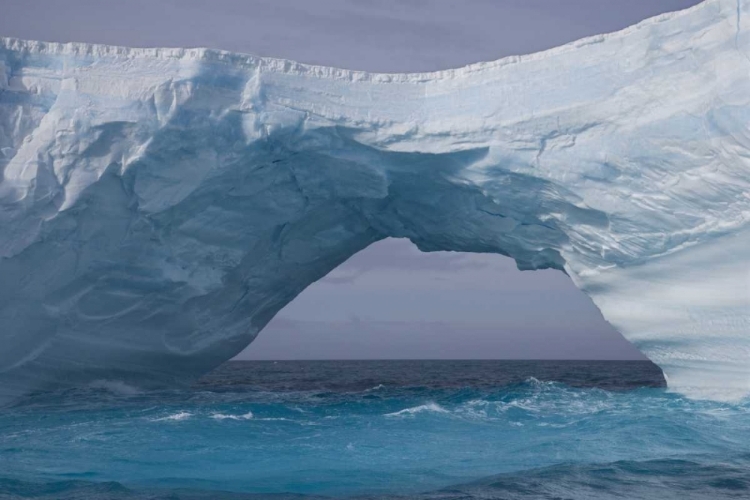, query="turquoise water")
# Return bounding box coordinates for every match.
[1,361,749,499]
